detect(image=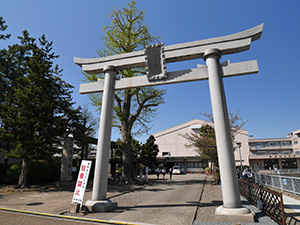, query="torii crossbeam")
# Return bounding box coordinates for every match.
[75,24,263,218]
